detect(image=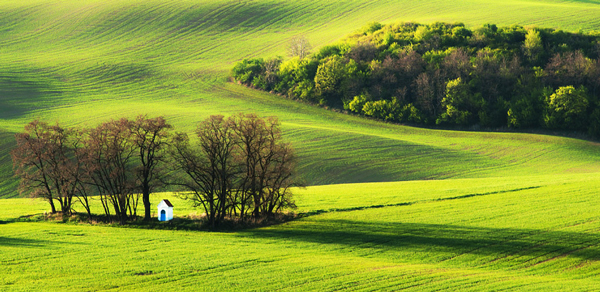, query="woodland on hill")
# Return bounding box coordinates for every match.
[233,22,600,135]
